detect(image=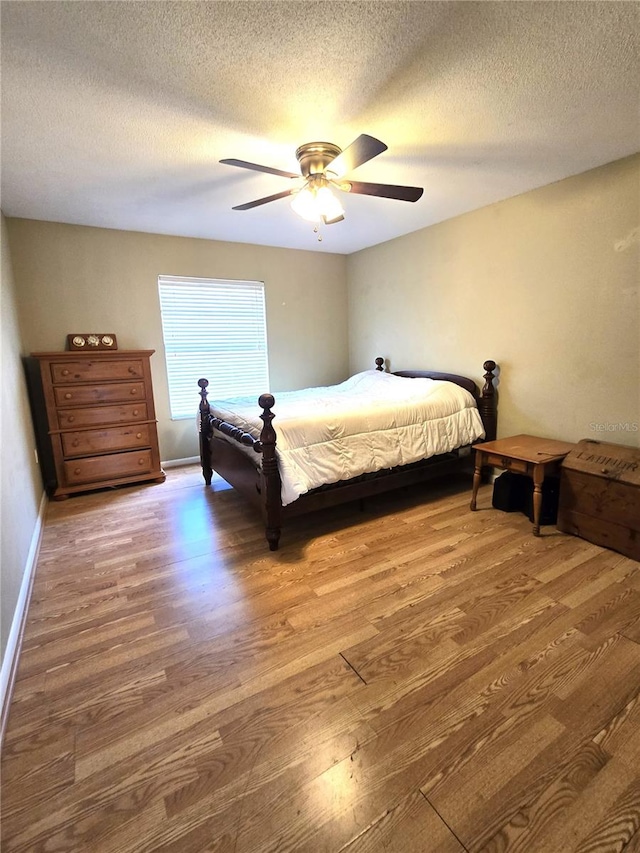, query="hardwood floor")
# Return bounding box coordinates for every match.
[2,465,640,852]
